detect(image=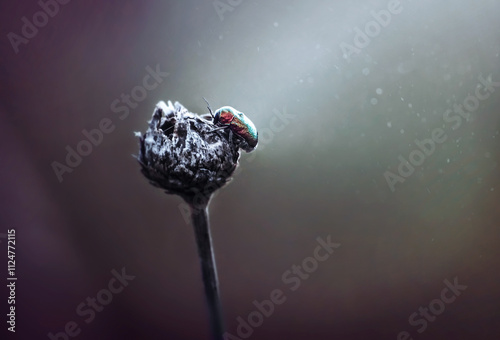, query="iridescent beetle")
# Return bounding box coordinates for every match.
[203,98,258,153]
